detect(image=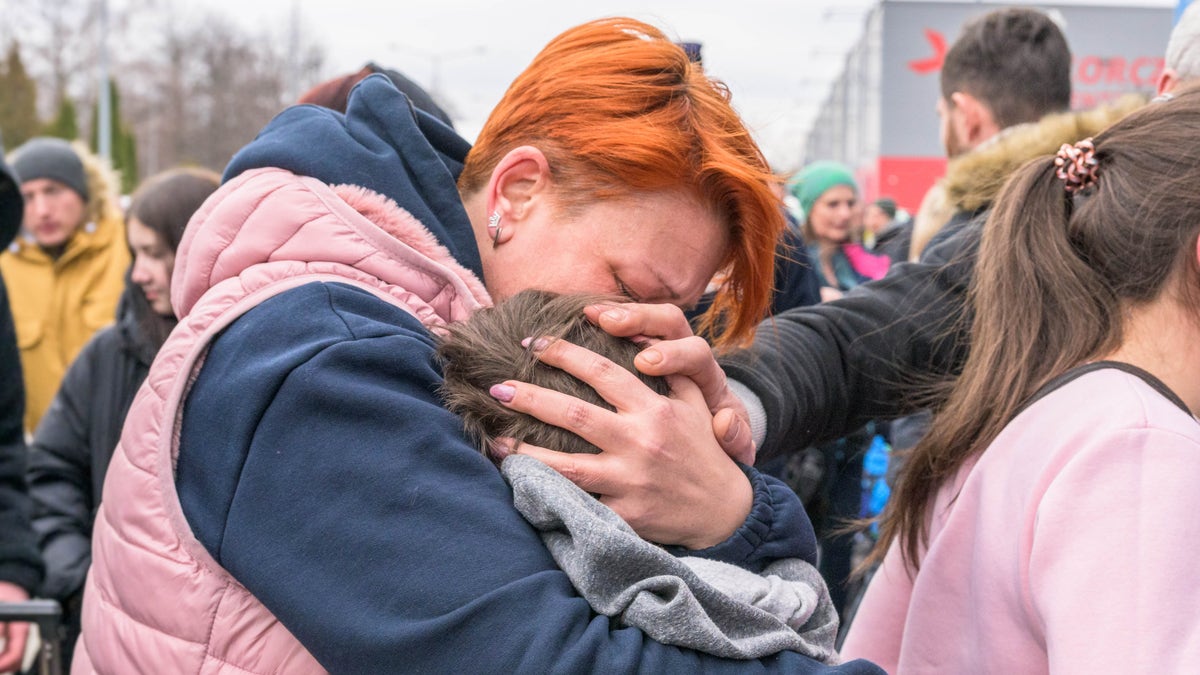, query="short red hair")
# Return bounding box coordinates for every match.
[459,18,782,350]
